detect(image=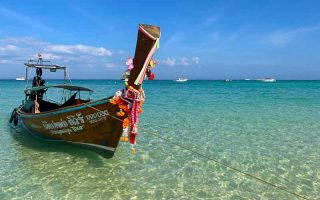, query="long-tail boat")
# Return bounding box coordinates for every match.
[9,24,160,158]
